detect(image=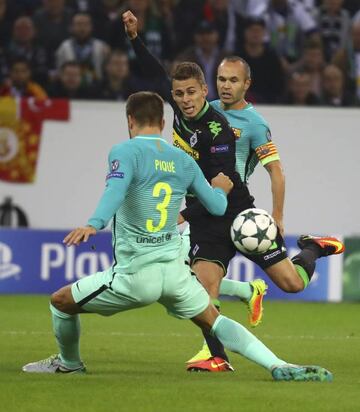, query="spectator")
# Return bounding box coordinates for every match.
[258,0,320,65]
[332,20,360,100]
[0,57,47,98]
[203,0,239,53]
[0,0,13,48]
[282,70,320,105]
[290,39,325,97]
[236,17,285,103]
[48,61,99,99]
[7,16,49,86]
[124,0,174,63]
[172,0,204,53]
[100,50,139,100]
[175,20,228,101]
[316,0,351,62]
[321,63,355,106]
[32,0,73,68]
[55,12,110,84]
